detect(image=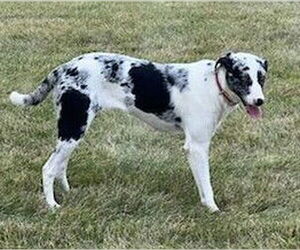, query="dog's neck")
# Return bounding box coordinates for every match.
[208,67,241,126]
[214,68,240,108]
